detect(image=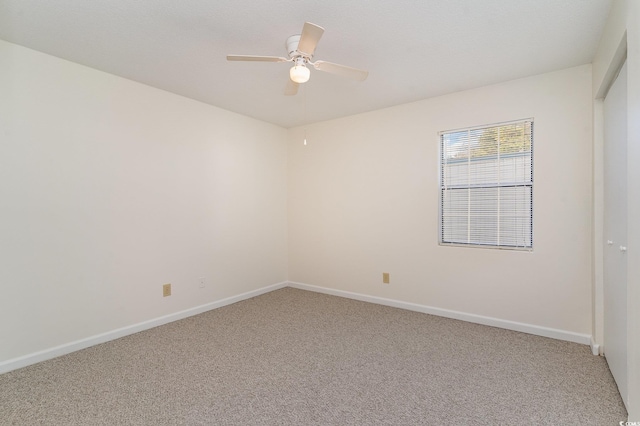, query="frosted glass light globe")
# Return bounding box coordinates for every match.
[290,65,310,83]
